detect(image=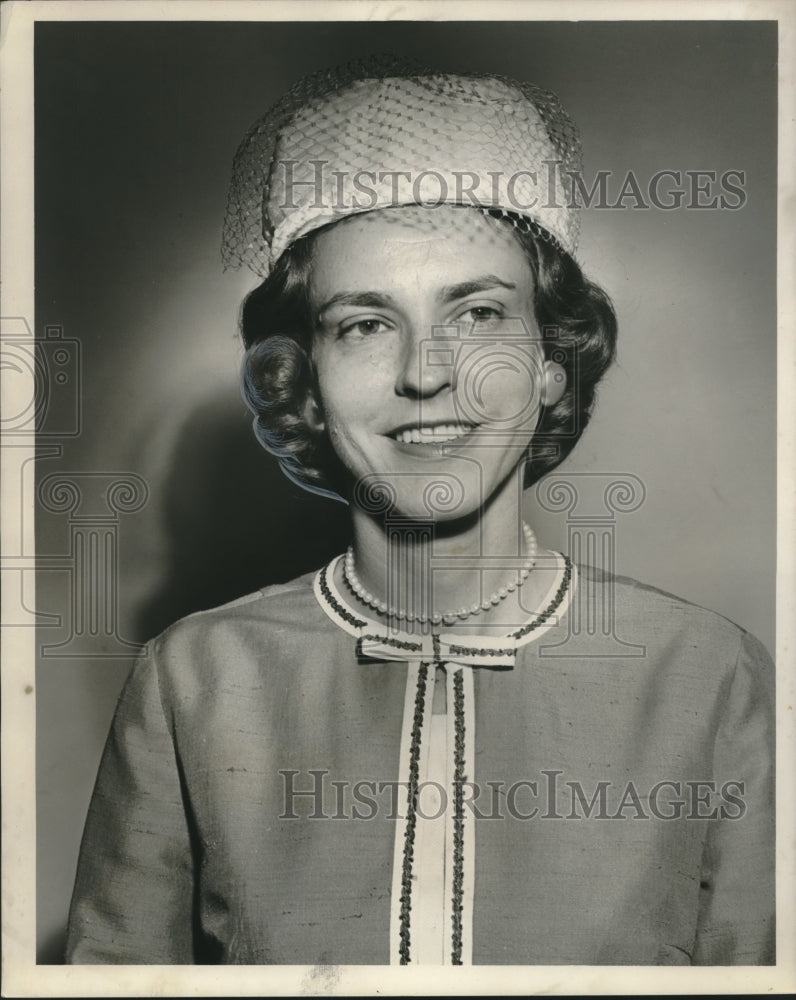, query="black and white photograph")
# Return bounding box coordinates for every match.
[1,1,794,995]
